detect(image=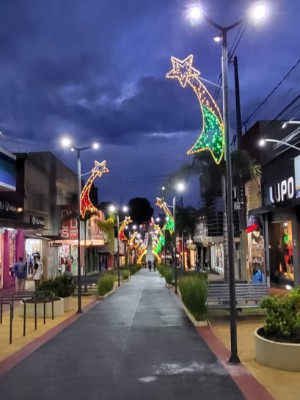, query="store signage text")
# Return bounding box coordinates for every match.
[269,176,295,204]
[0,200,18,213]
[60,208,77,240]
[30,215,45,226]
